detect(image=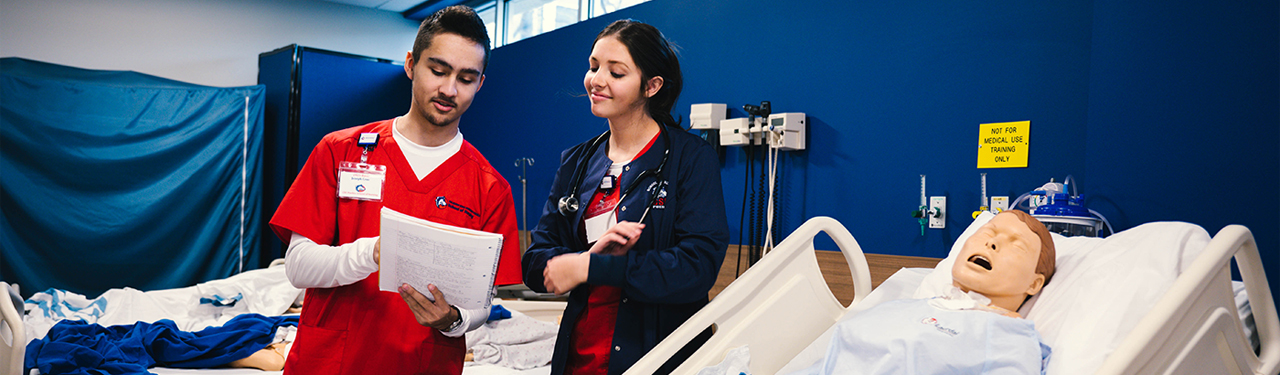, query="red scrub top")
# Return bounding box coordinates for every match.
[270,119,523,375]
